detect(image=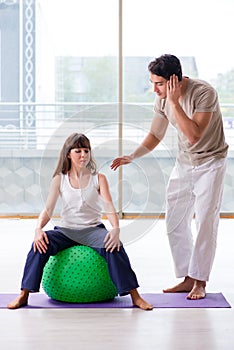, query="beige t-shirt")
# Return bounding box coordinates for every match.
[151,78,229,165]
